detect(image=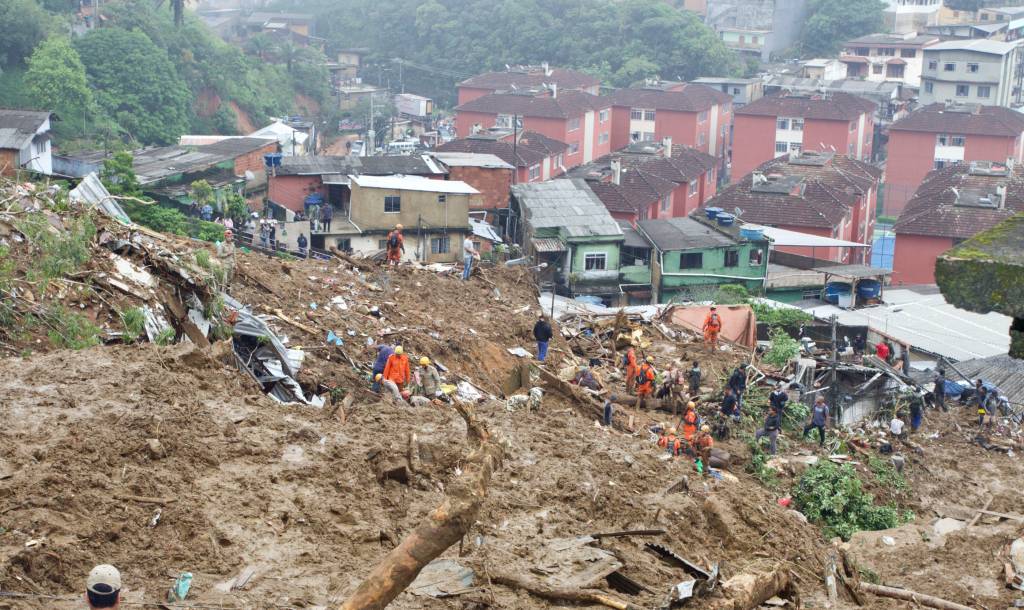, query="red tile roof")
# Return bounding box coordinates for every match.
[436,130,567,168]
[459,67,600,91]
[893,162,1024,239]
[607,84,730,112]
[736,92,875,121]
[889,103,1024,136]
[455,91,610,119]
[700,153,882,229]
